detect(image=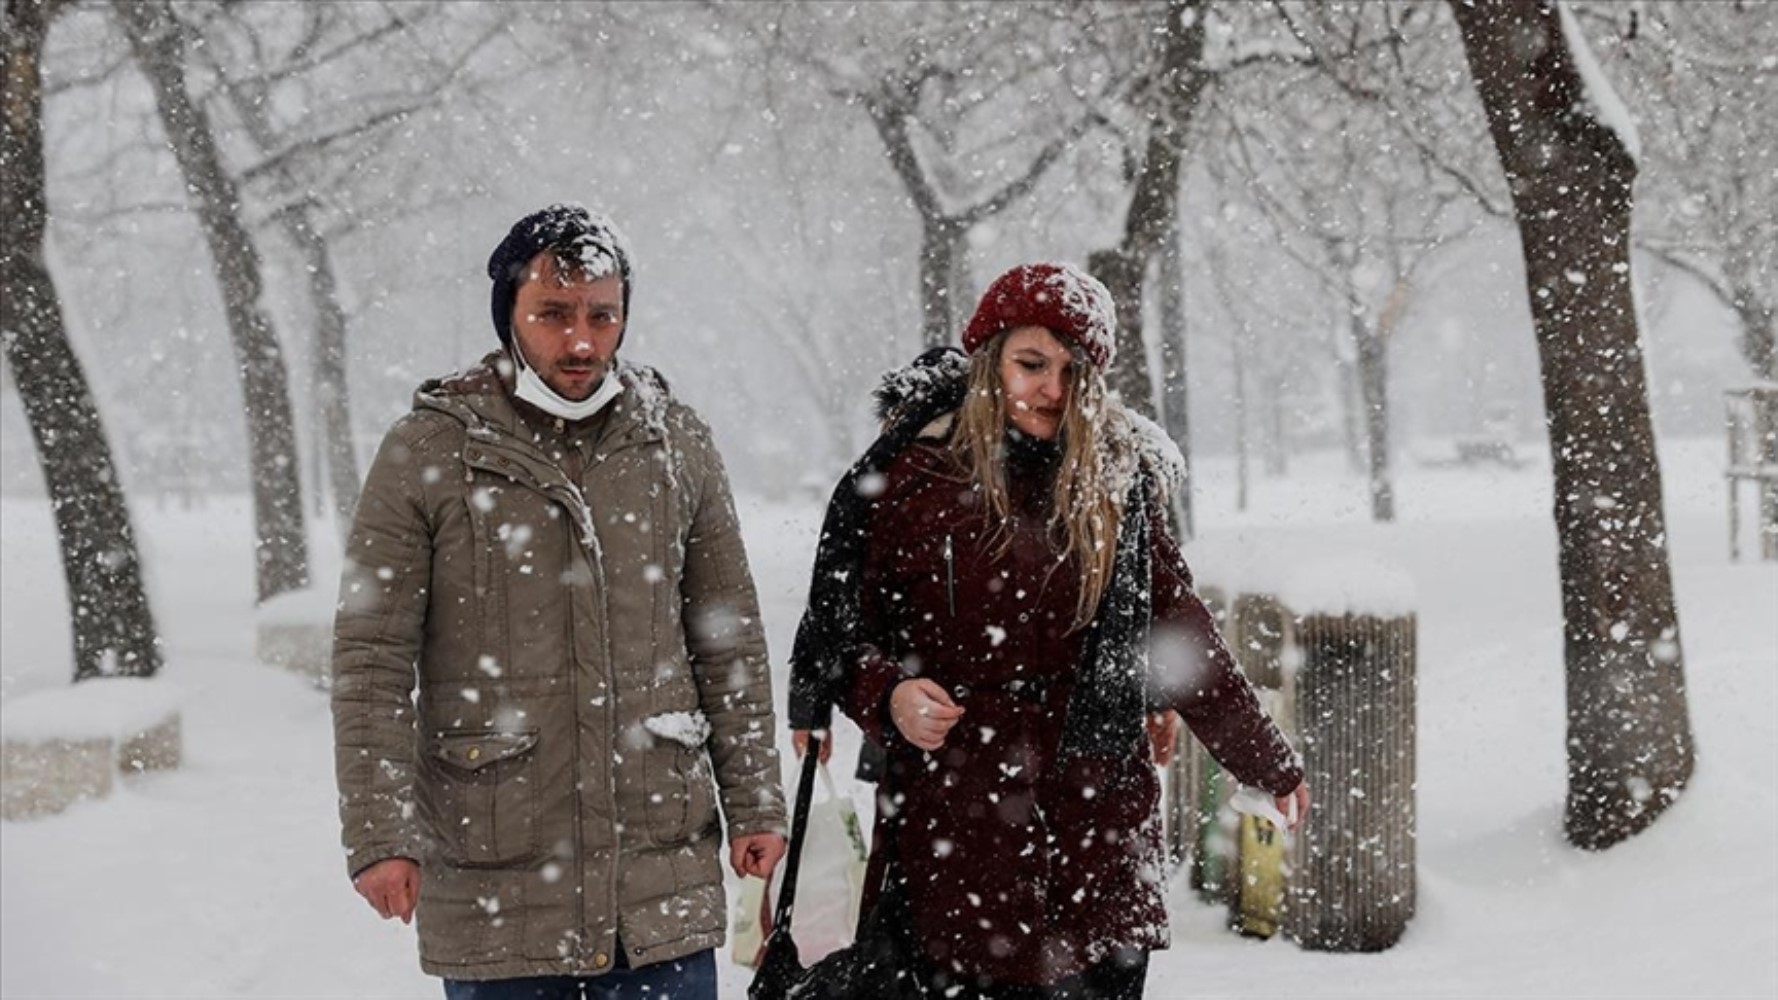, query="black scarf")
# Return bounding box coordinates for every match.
[787,349,1153,759]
